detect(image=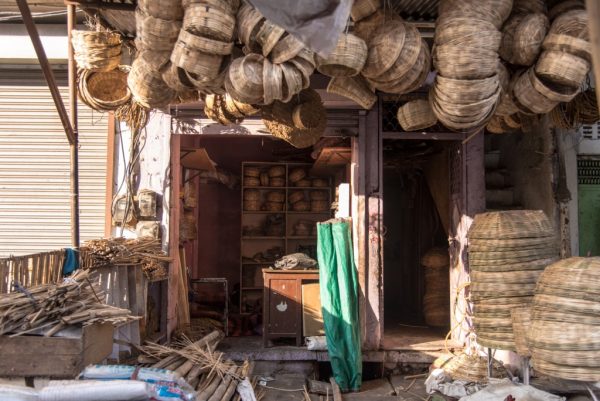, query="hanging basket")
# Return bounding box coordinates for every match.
[71,30,122,72]
[499,13,549,66]
[140,15,181,51]
[138,0,183,20]
[183,4,236,42]
[236,2,264,52]
[226,53,265,104]
[367,23,422,83]
[270,34,305,64]
[78,66,131,112]
[176,29,234,55]
[262,59,283,105]
[327,75,377,110]
[128,57,176,109]
[171,41,224,79]
[549,9,589,40]
[350,0,381,22]
[535,50,590,89]
[315,33,368,77]
[256,20,286,57]
[361,20,406,78]
[373,40,431,95]
[542,33,591,62]
[397,99,438,132]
